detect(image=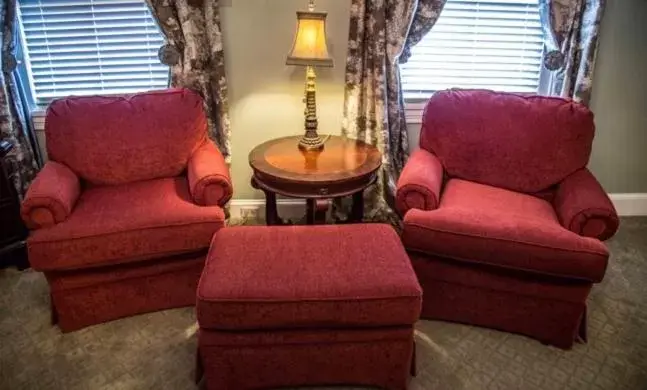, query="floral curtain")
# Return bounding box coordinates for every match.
[146,0,231,160]
[539,0,607,105]
[1,0,38,198]
[400,0,448,65]
[341,0,446,219]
